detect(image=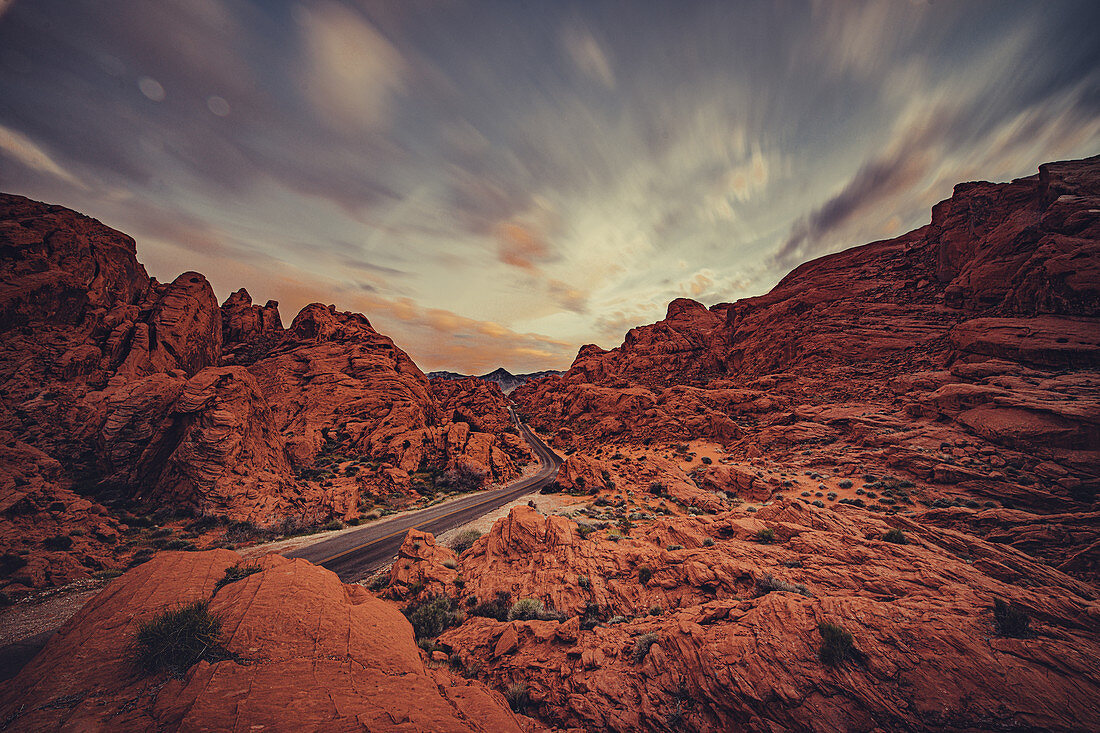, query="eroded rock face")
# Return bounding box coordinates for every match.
[0,193,534,590]
[514,156,1100,567]
[431,504,1100,732]
[0,550,526,732]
